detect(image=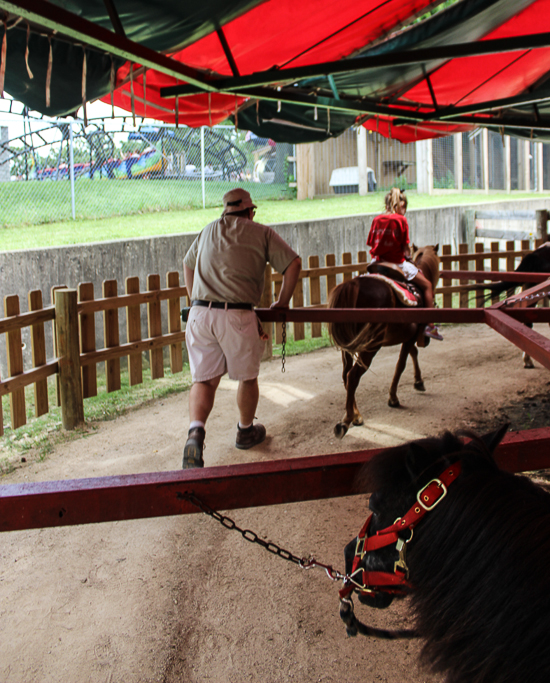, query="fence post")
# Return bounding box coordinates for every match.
[4,295,26,430]
[55,289,84,430]
[28,289,49,417]
[357,126,368,196]
[536,210,548,241]
[463,209,476,250]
